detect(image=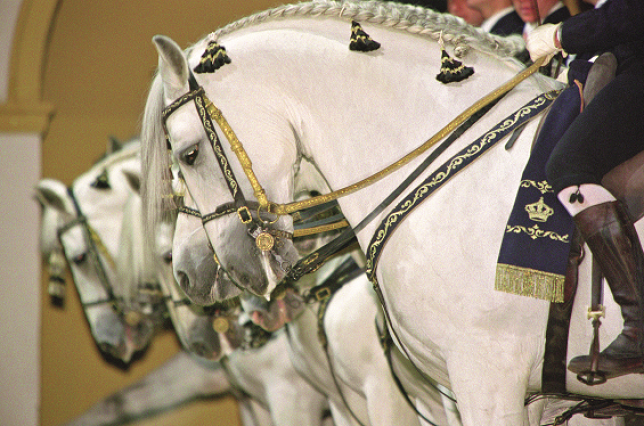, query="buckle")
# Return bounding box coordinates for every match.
[237,206,252,224]
[314,287,331,301]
